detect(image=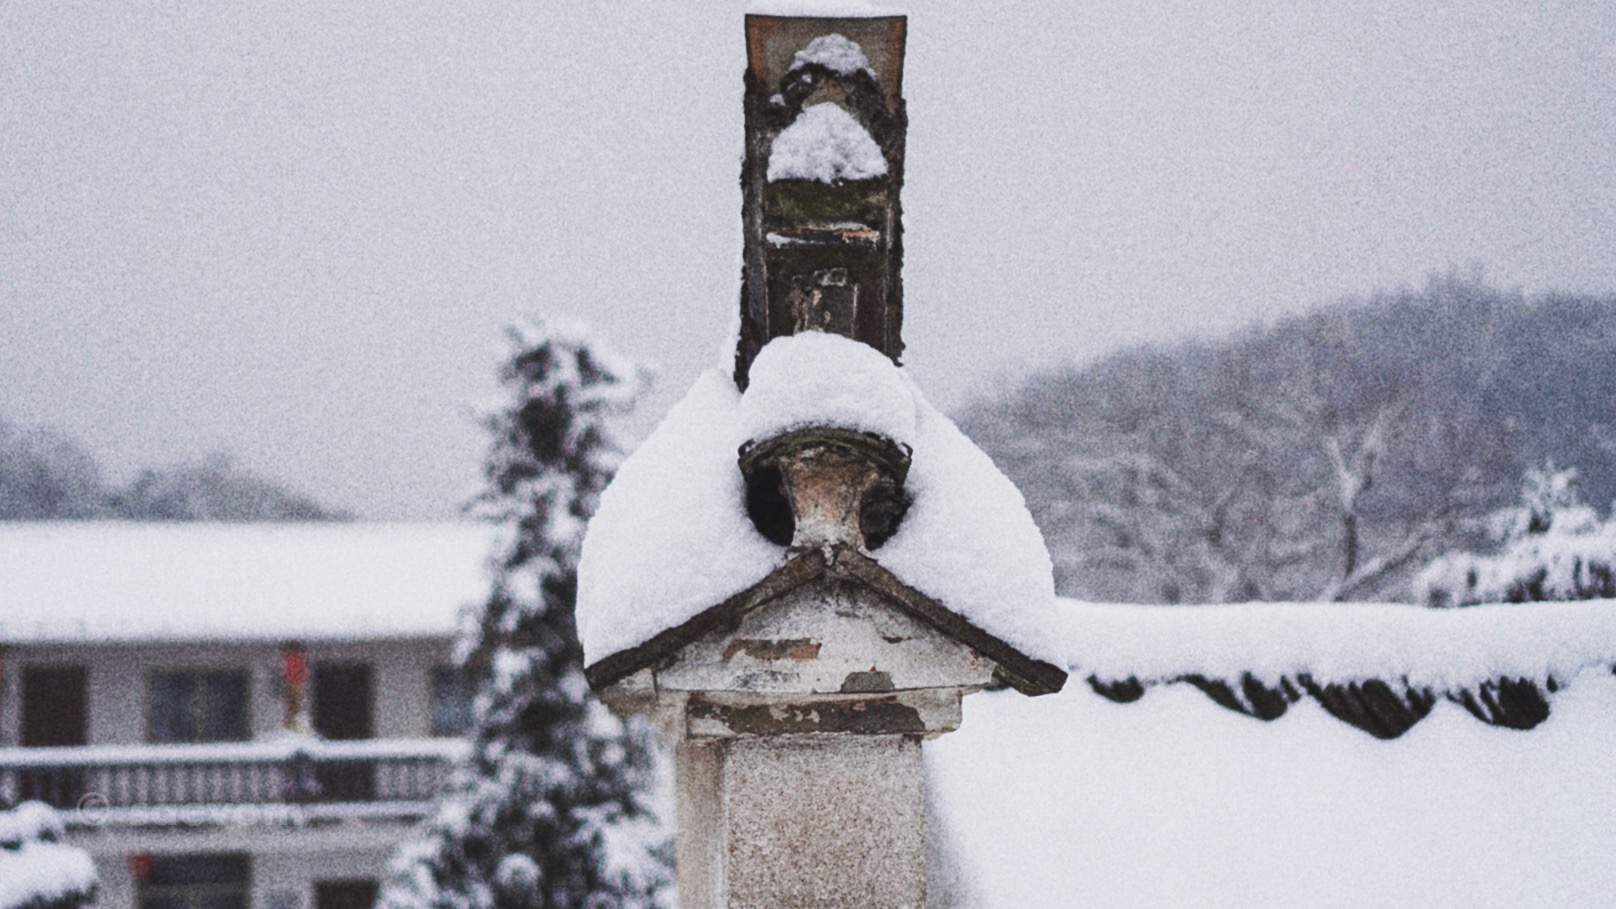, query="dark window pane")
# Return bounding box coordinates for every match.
[430,666,475,737]
[192,892,249,909]
[141,854,250,909]
[315,880,379,909]
[198,672,250,742]
[149,671,249,743]
[147,853,250,885]
[313,664,373,741]
[21,666,88,747]
[150,673,197,743]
